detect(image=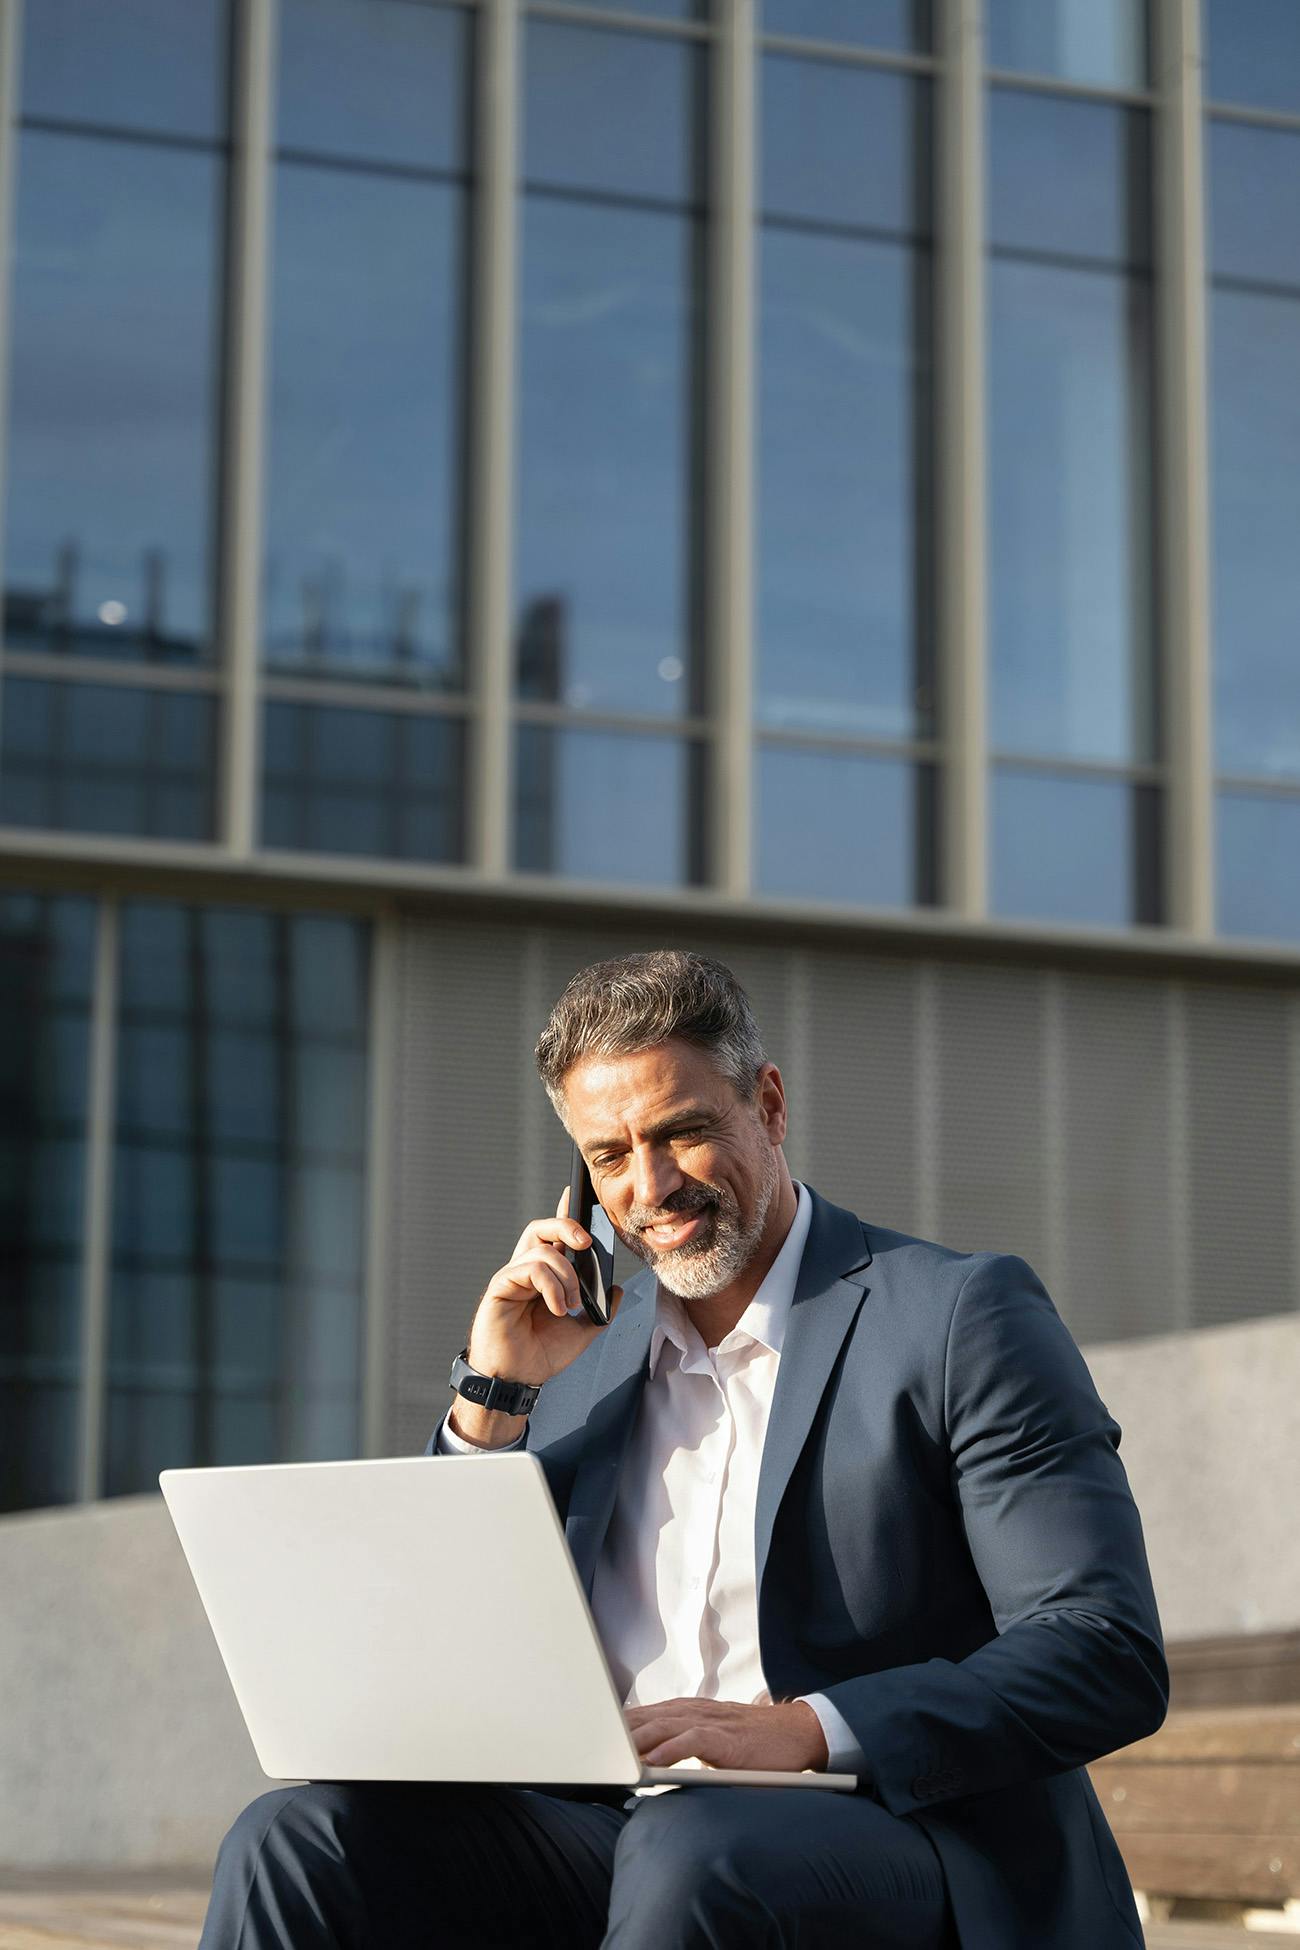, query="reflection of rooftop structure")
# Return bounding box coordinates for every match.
[517,593,566,705]
[3,540,200,664]
[260,557,455,686]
